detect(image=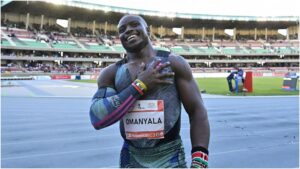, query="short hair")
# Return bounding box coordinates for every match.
[117,14,148,28]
